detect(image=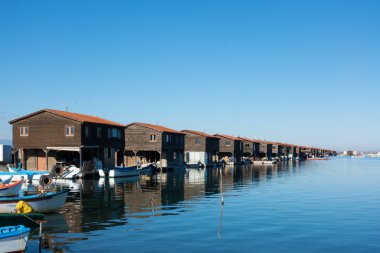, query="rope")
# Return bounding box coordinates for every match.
[19,213,40,225]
